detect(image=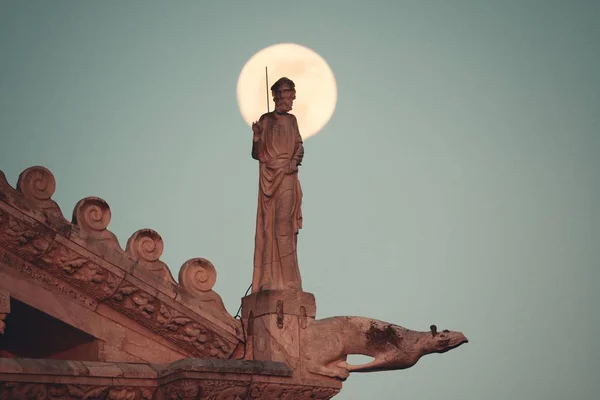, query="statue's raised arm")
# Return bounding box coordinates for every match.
[251,116,264,160]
